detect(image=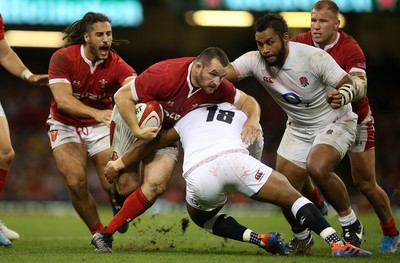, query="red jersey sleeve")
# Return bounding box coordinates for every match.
[48,48,73,82]
[0,14,5,40]
[336,32,366,72]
